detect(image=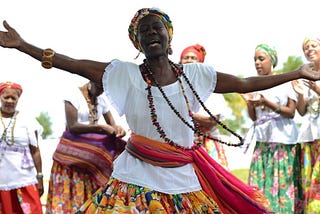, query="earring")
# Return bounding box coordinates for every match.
[167,44,173,55]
